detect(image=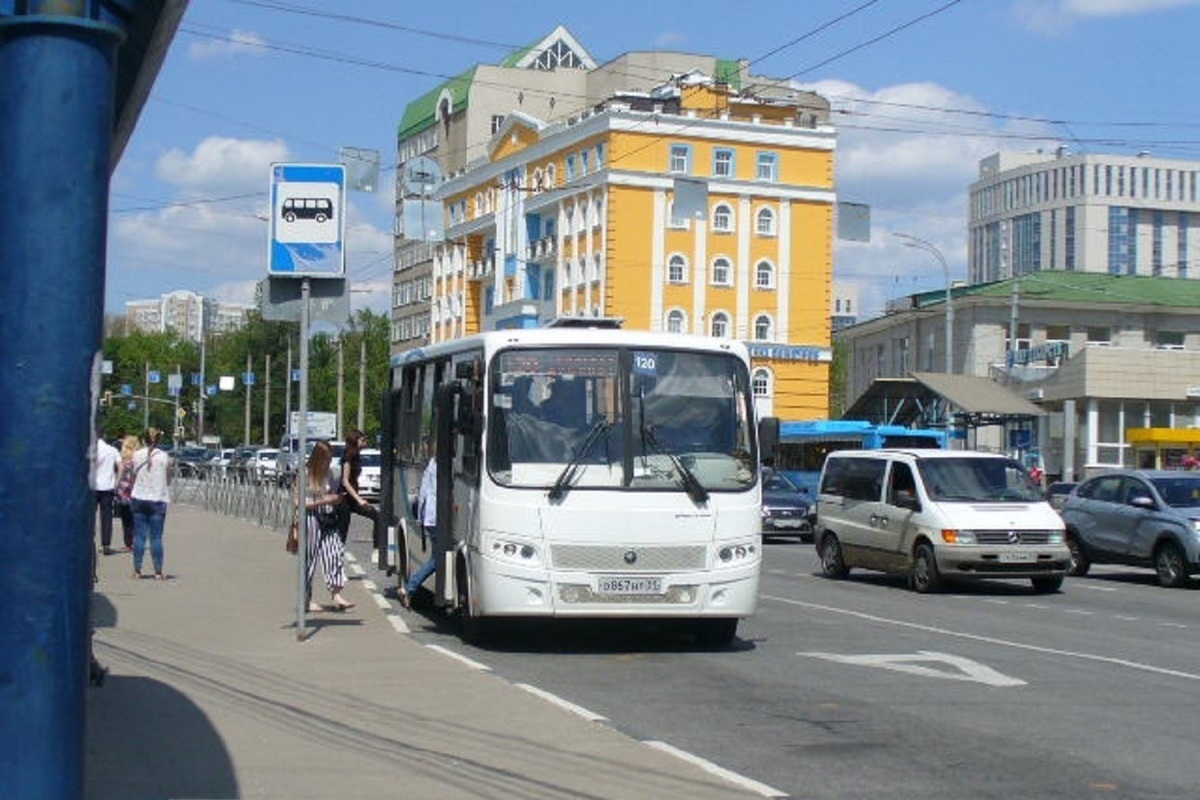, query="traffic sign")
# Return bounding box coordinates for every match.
[268,163,346,277]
